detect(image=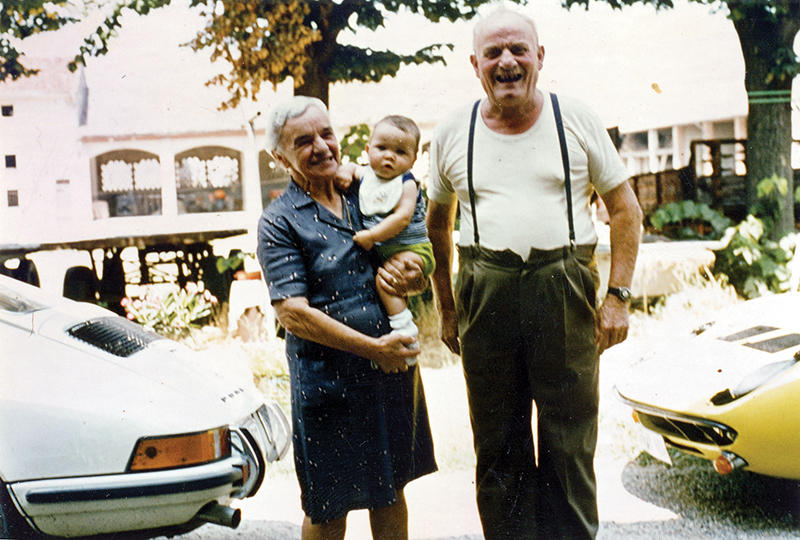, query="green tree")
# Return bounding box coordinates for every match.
[2,0,525,107]
[566,0,800,238]
[1,1,78,80]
